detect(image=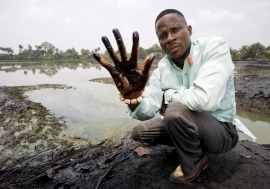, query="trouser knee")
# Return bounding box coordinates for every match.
[131,124,141,141]
[163,103,189,133]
